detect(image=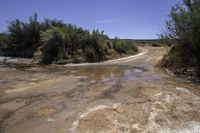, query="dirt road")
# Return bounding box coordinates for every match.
[0,46,200,133]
